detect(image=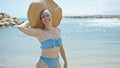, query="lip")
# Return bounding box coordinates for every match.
[44,19,51,24]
